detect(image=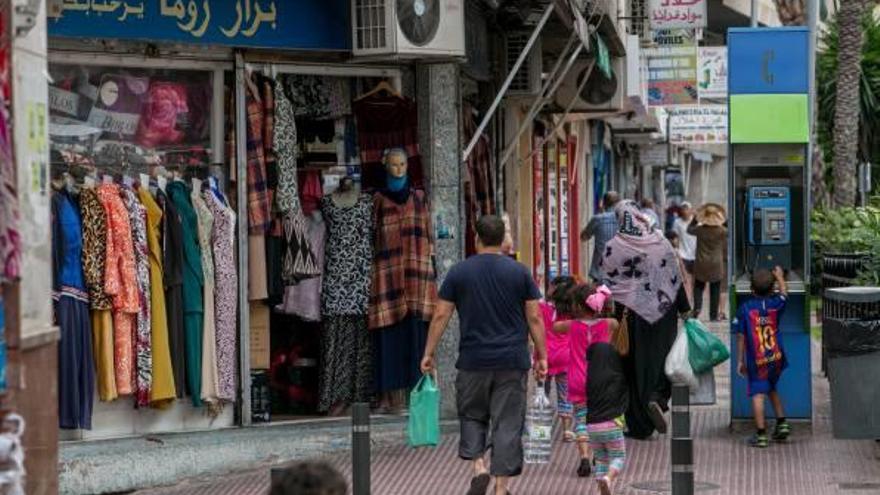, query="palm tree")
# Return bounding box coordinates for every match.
[831,0,872,207]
